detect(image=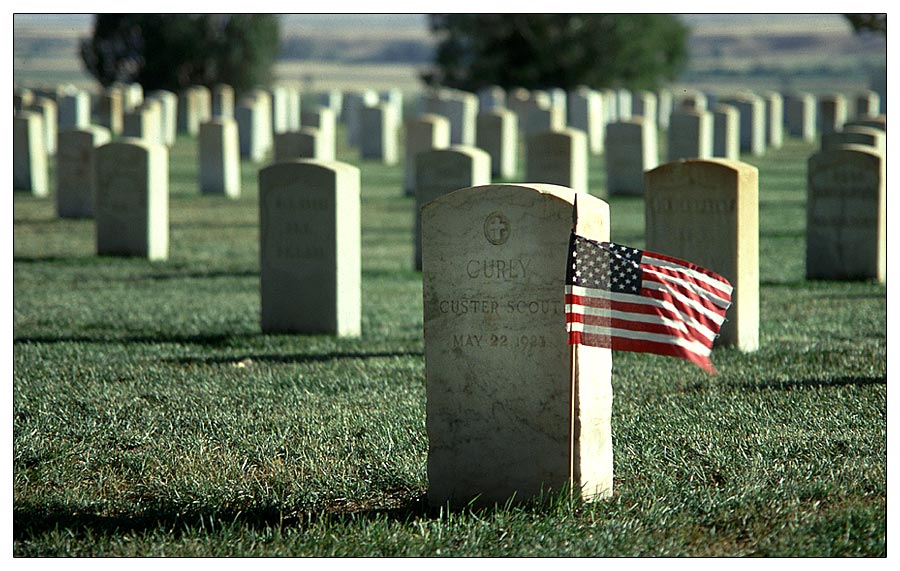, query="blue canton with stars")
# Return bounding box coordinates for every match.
[566,235,643,294]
